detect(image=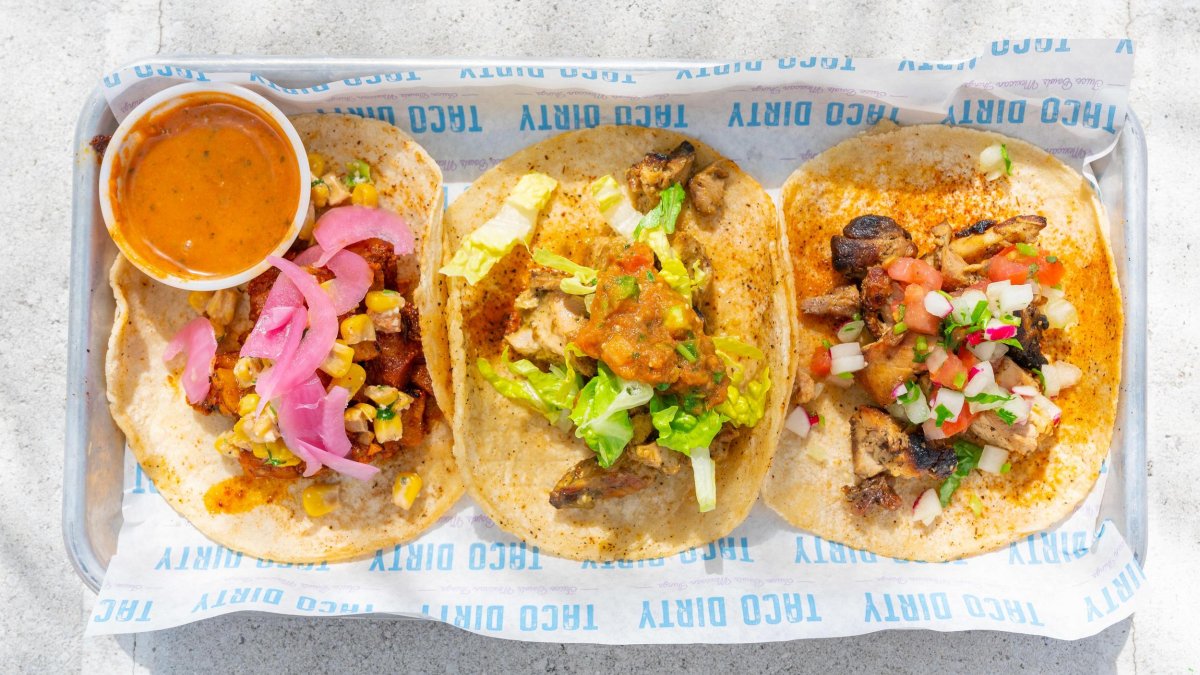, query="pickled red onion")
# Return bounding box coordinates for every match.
[313,205,414,266]
[320,386,352,459]
[255,256,339,404]
[241,306,303,360]
[292,245,373,314]
[163,317,217,405]
[276,377,377,480]
[251,309,307,410]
